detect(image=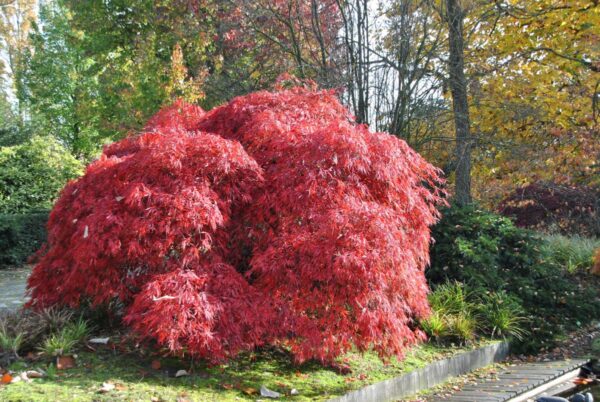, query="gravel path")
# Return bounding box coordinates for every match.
[0,266,30,310]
